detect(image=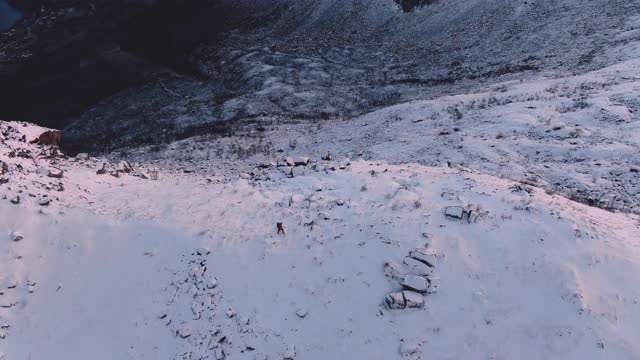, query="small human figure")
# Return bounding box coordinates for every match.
[277,222,285,235]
